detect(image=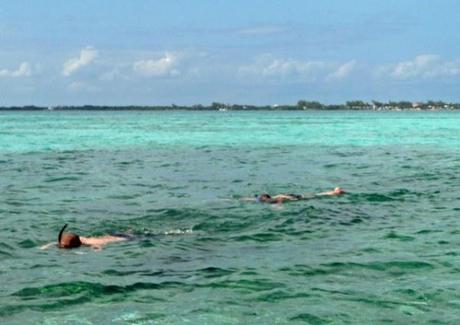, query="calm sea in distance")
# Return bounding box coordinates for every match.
[1,110,459,324]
